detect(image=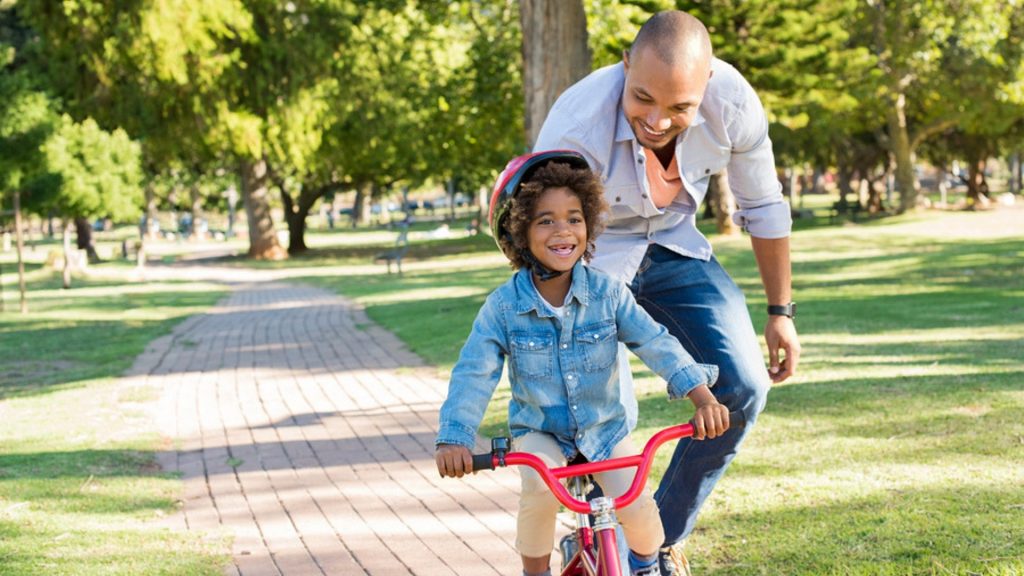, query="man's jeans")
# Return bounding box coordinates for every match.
[629,244,769,545]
